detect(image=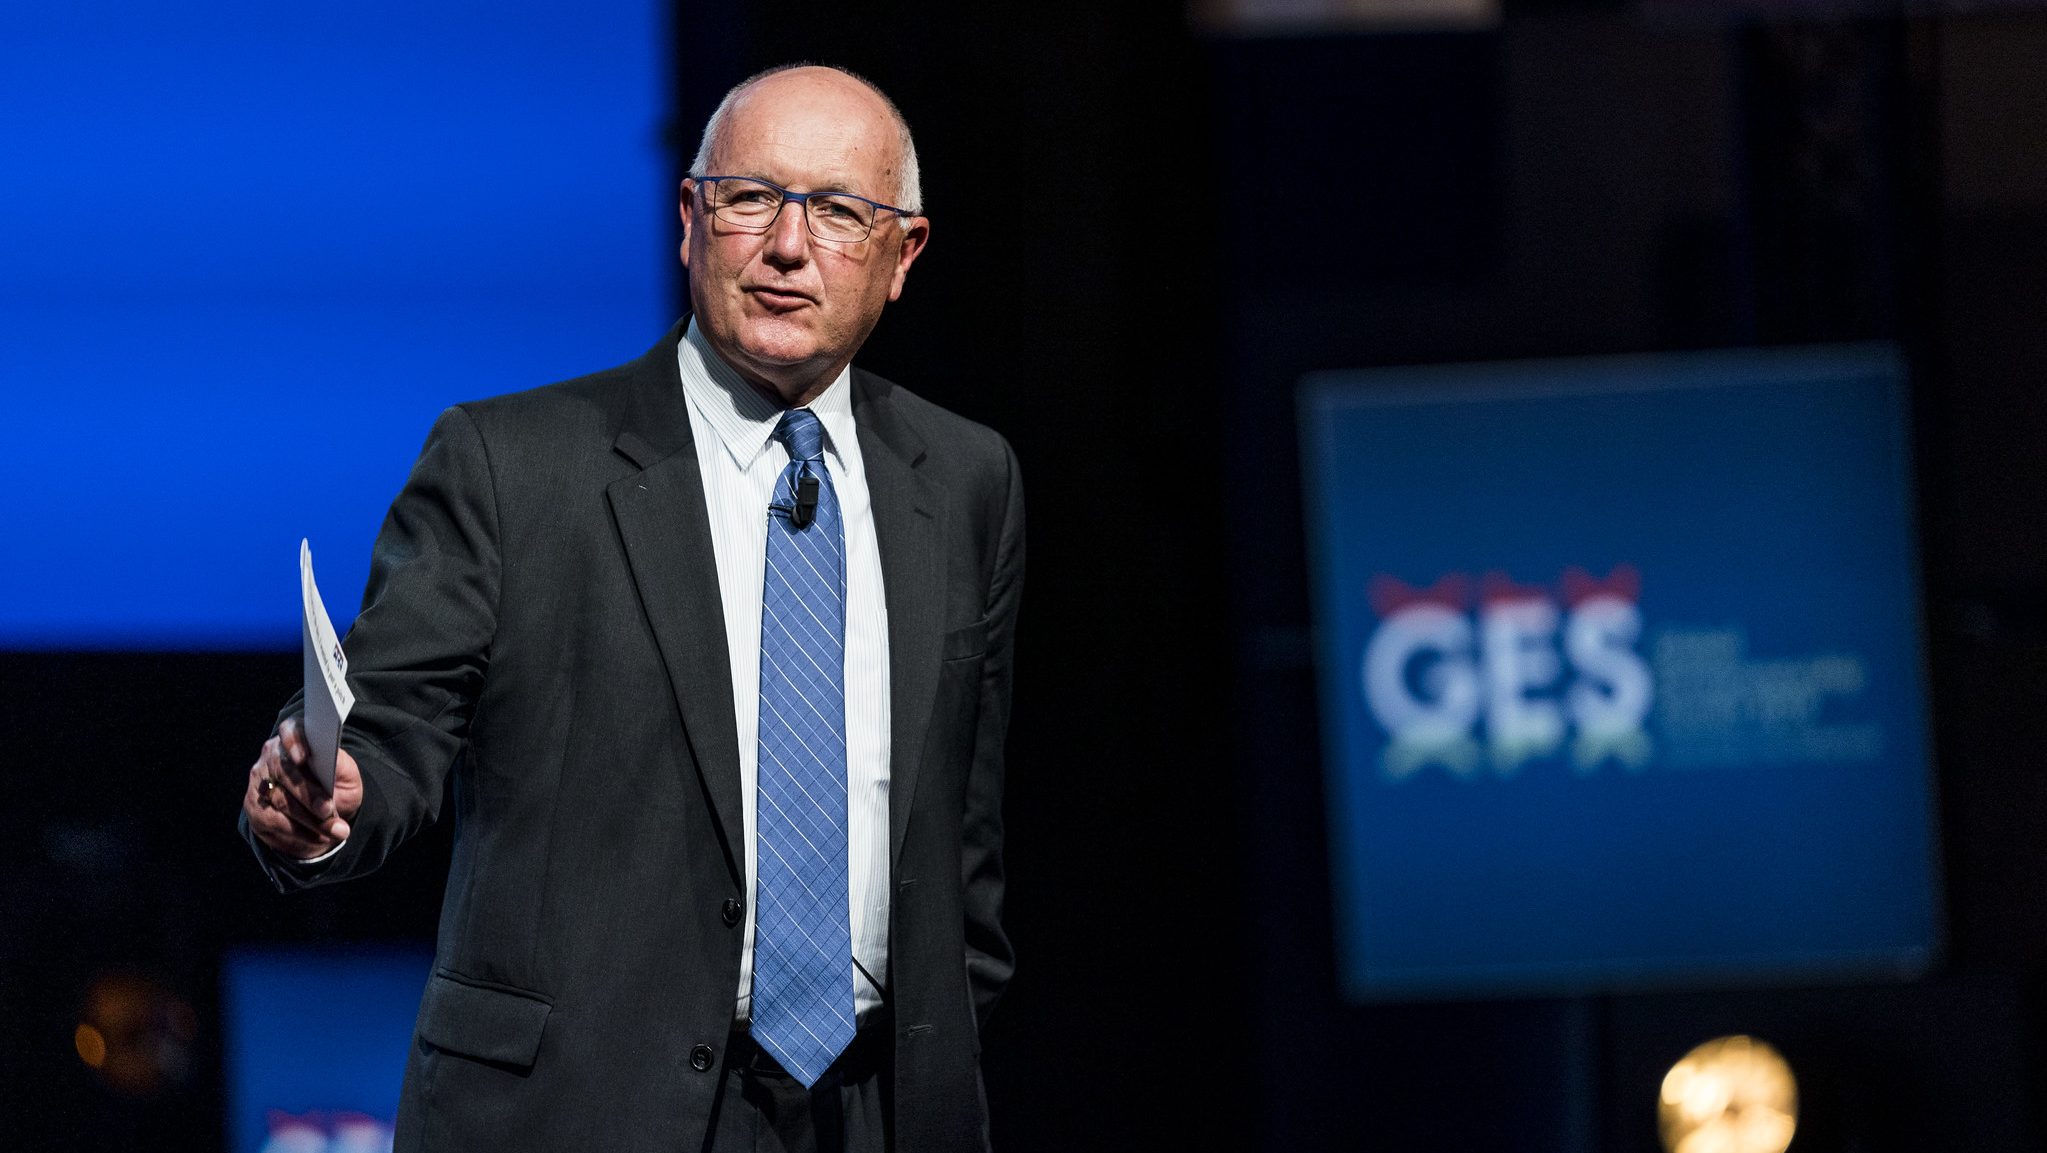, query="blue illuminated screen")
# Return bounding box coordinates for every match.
[0,1,670,649]
[223,944,432,1153]
[1299,346,1940,999]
